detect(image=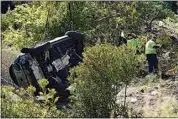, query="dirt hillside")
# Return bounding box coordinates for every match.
[117,75,178,117]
